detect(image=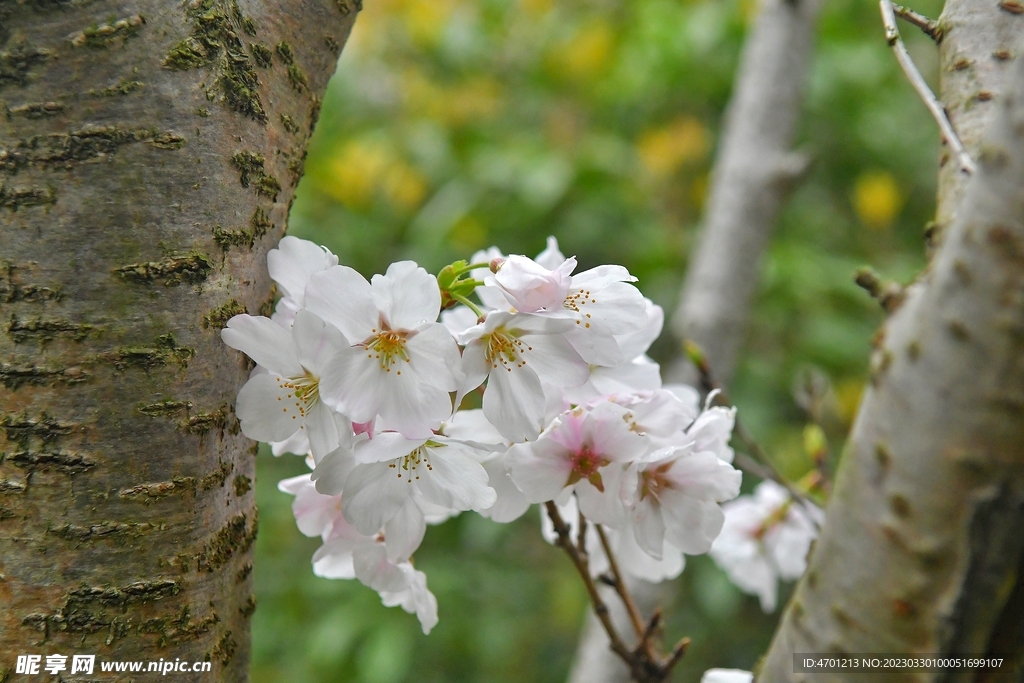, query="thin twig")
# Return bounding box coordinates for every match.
[595,524,647,641]
[892,2,944,42]
[544,503,690,683]
[685,340,820,509]
[576,506,588,557]
[544,503,634,664]
[880,0,975,174]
